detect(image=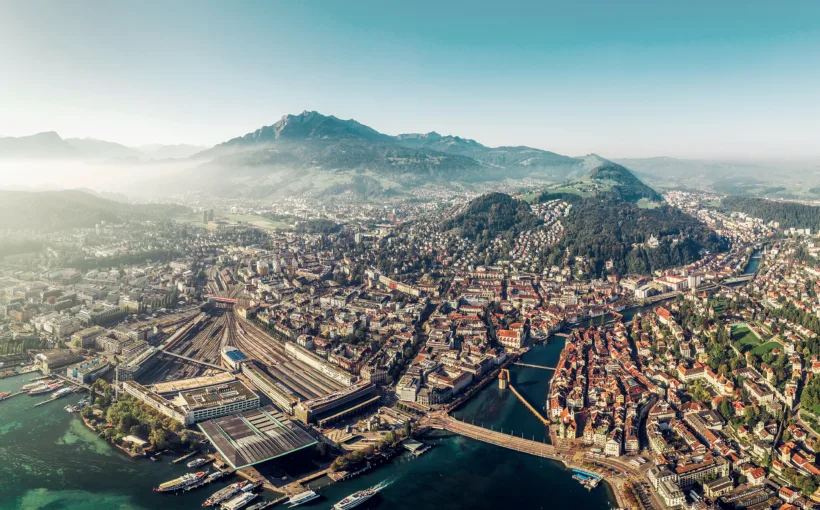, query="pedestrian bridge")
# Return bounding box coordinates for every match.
[424,414,638,480]
[513,362,556,371]
[427,414,560,458]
